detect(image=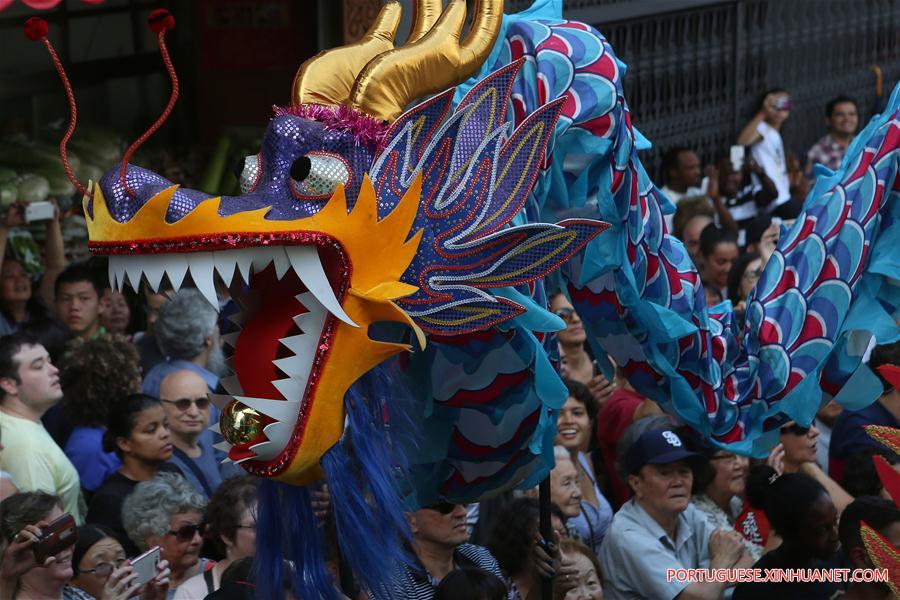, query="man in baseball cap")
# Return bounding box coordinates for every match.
[599,427,752,599]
